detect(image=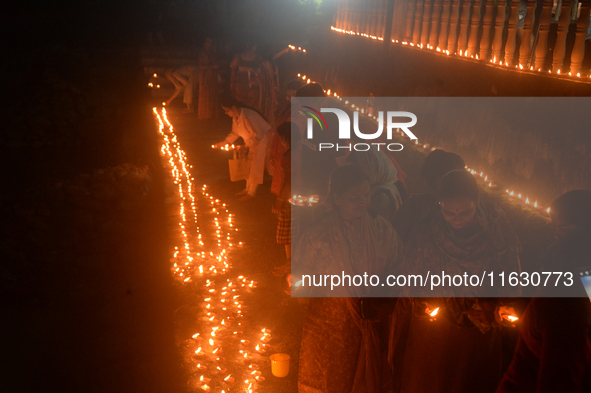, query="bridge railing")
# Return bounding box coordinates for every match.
[332,0,591,76]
